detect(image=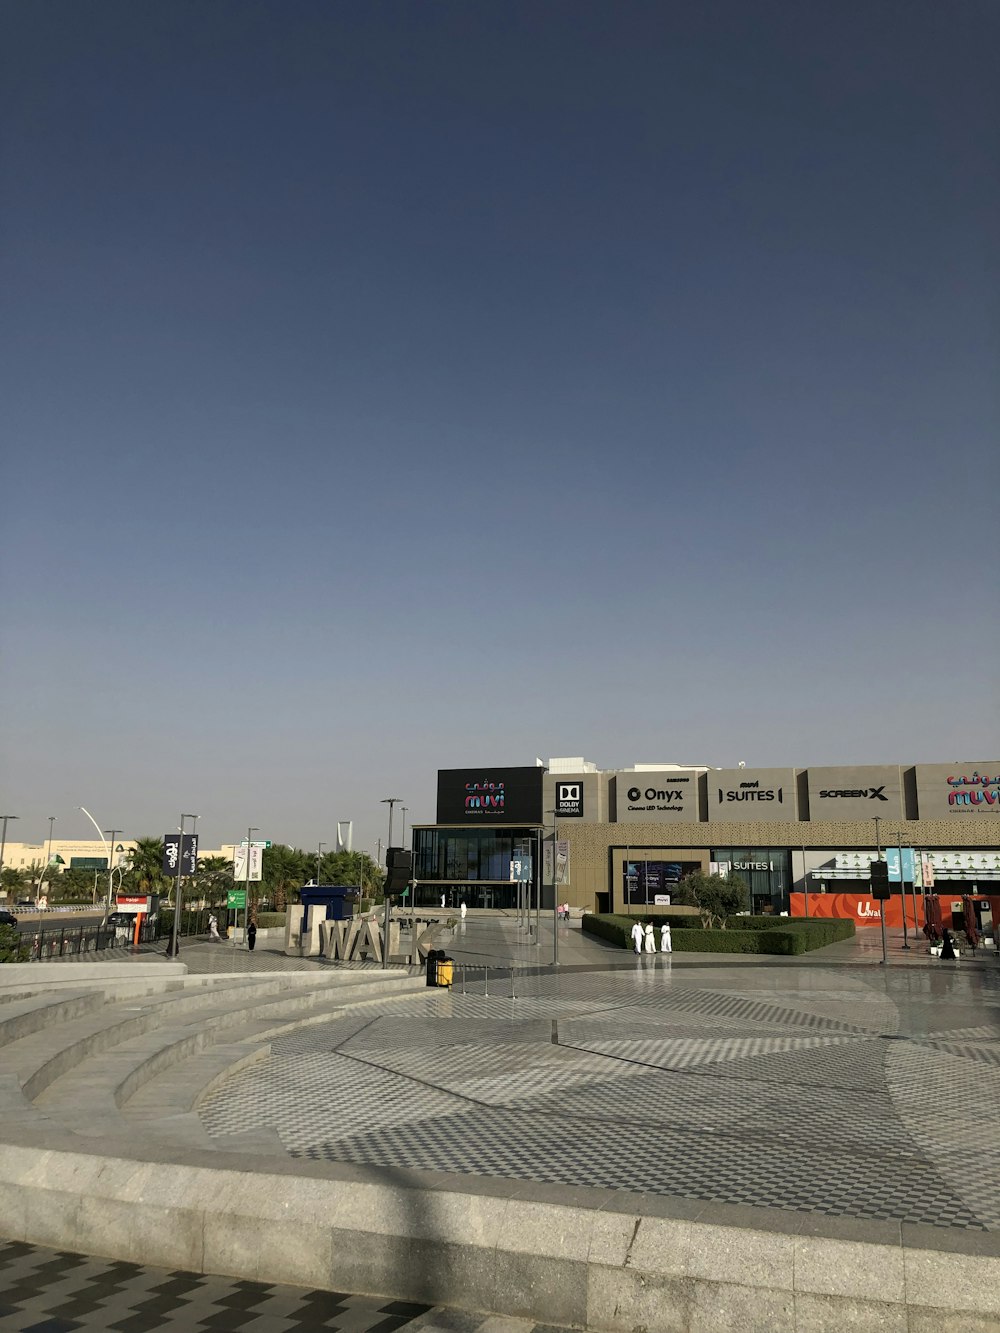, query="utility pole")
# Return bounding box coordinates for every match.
[316,842,325,887]
[0,815,18,887]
